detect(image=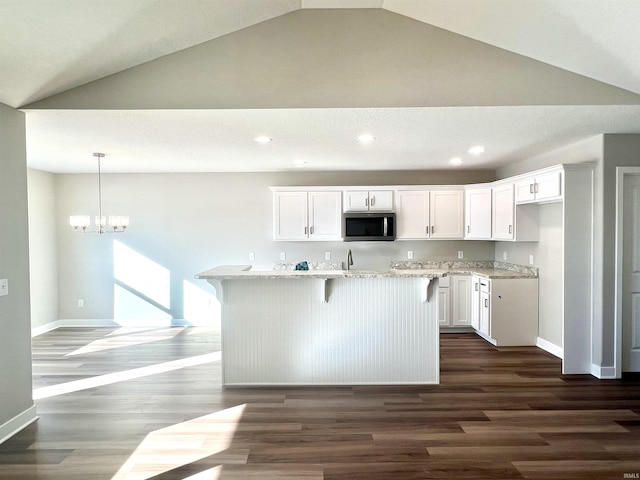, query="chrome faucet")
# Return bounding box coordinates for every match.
[347,249,353,270]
